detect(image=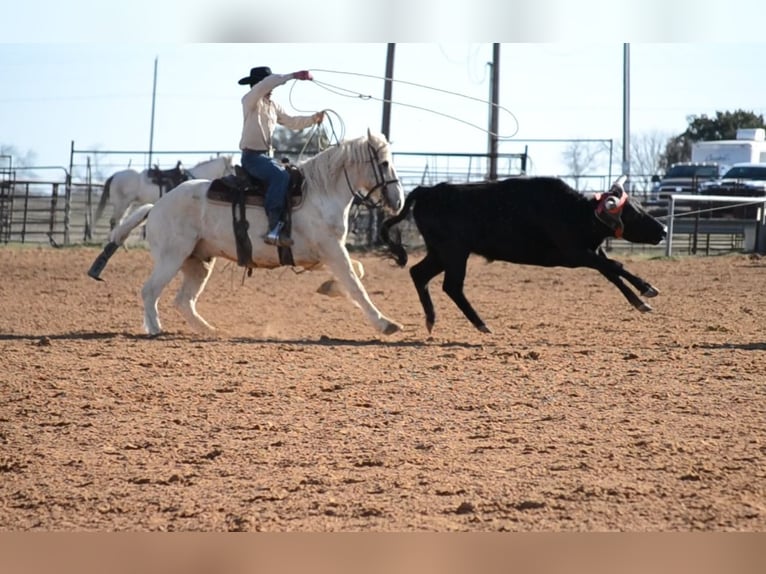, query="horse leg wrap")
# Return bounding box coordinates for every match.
[87,241,119,281]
